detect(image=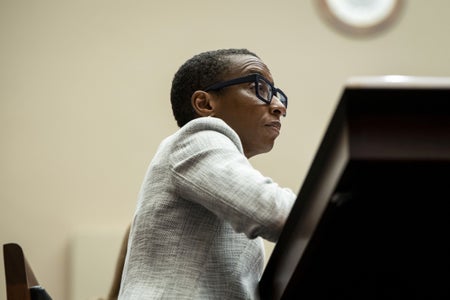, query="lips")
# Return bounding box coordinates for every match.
[265,121,281,133]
